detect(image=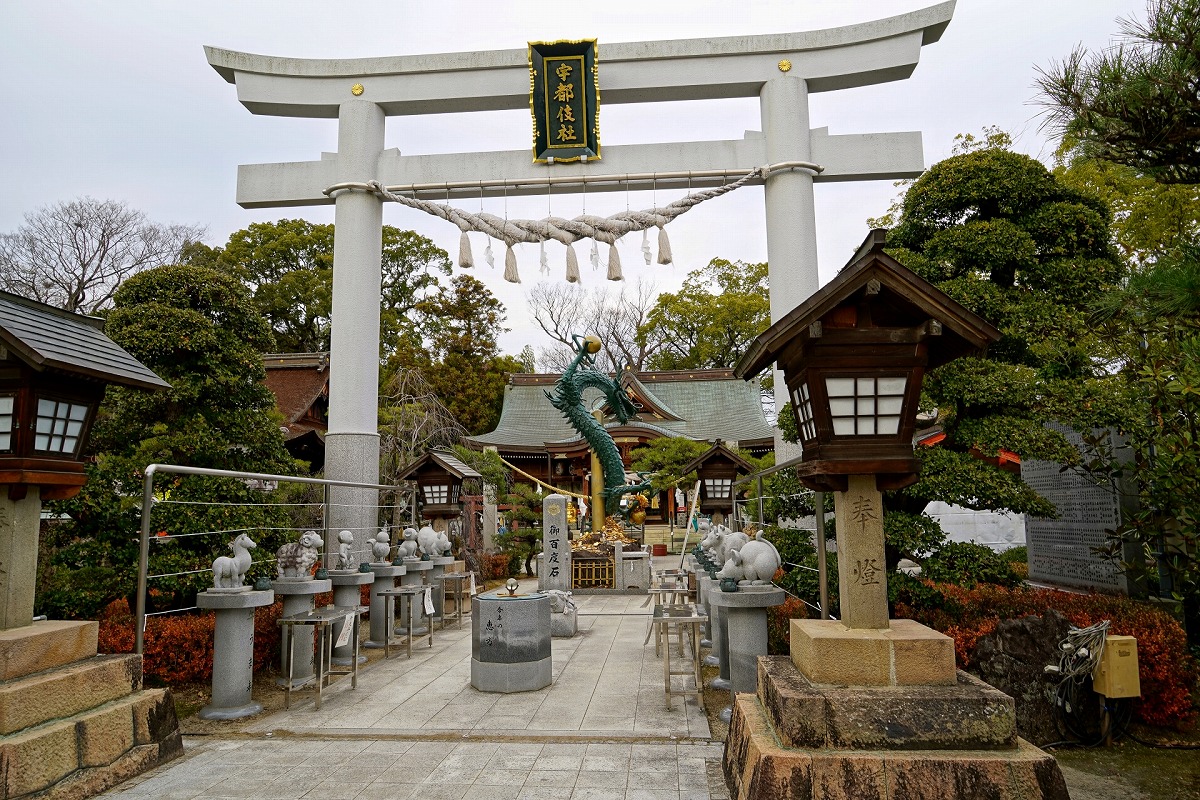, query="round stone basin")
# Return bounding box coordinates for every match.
[471,590,551,693]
